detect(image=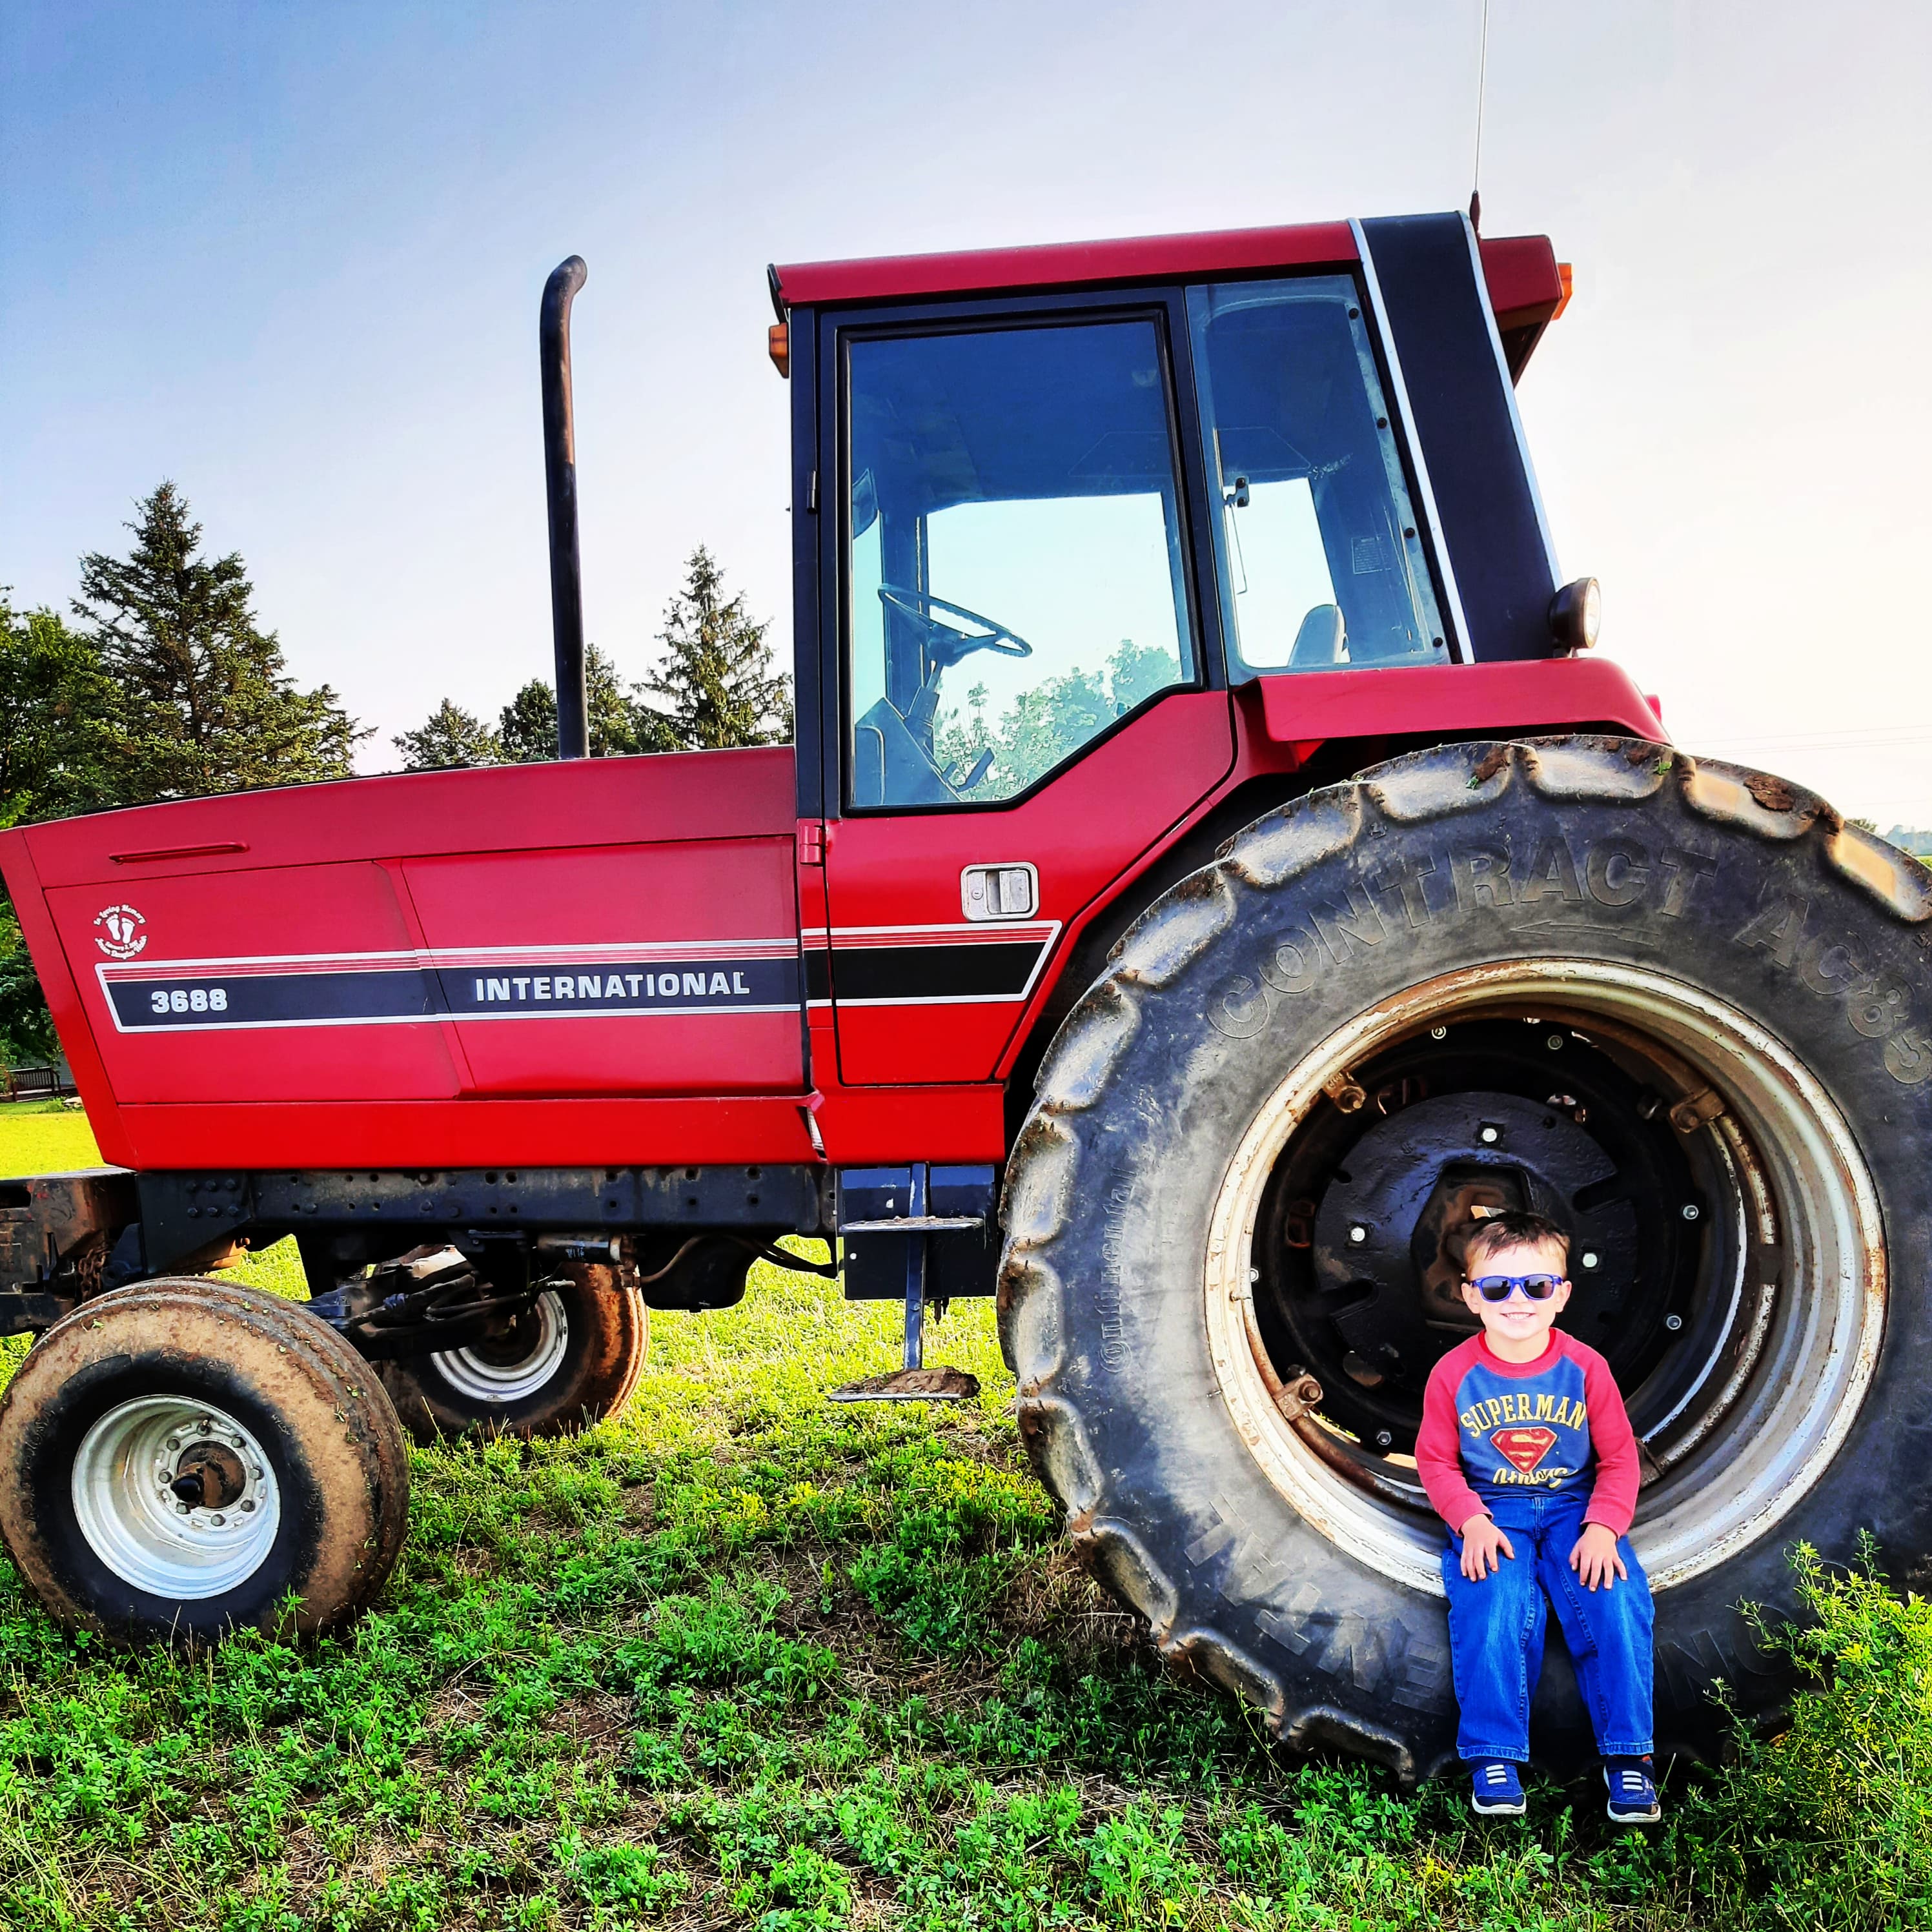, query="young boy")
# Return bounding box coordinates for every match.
[1414,1208,1660,1824]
